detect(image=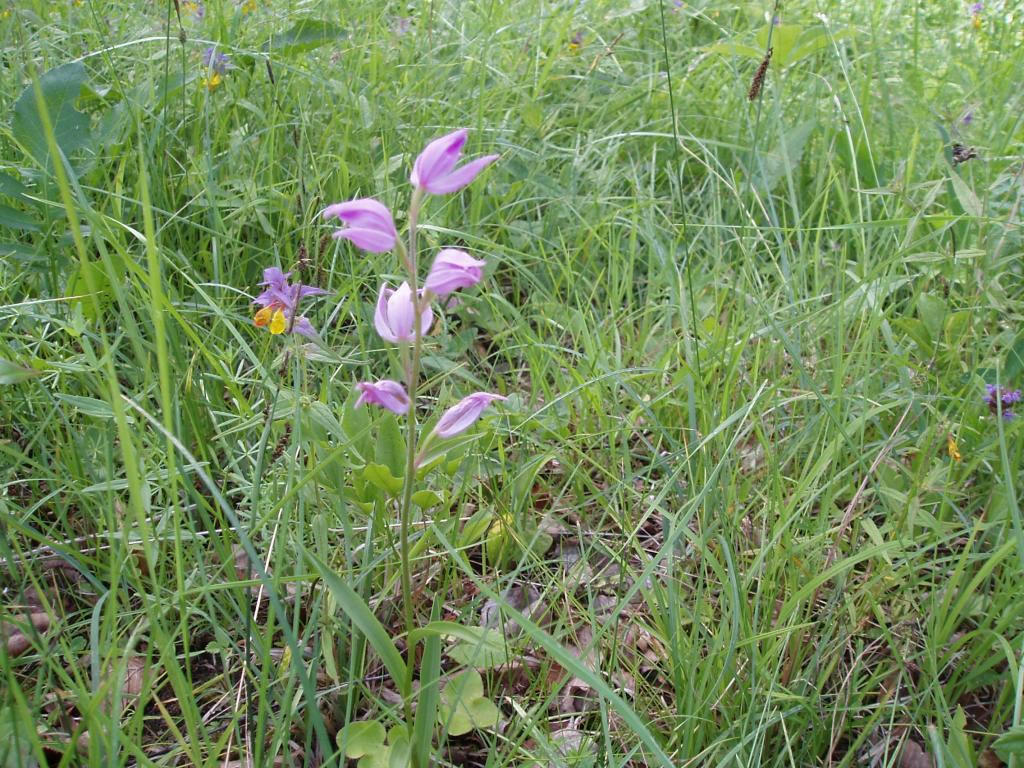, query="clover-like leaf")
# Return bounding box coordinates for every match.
[446,626,510,669]
[411,489,443,509]
[337,720,387,759]
[356,748,390,768]
[363,462,404,496]
[386,726,410,768]
[439,669,499,736]
[467,697,499,728]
